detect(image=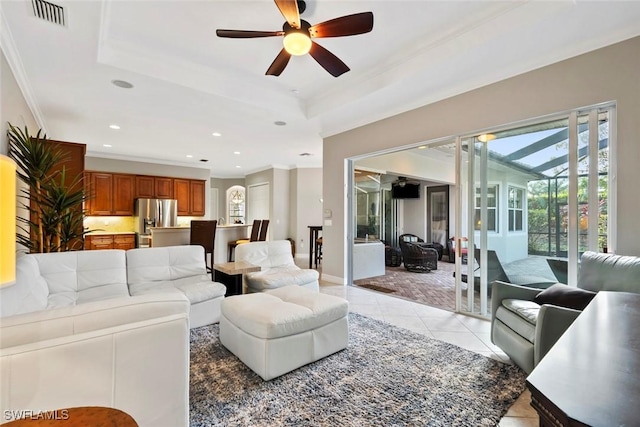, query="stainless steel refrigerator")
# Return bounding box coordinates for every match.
[134,199,178,247]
